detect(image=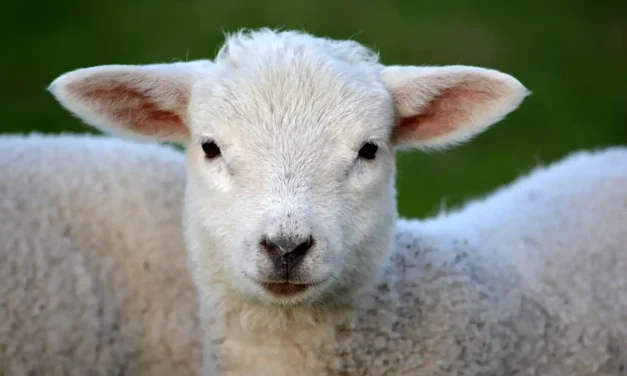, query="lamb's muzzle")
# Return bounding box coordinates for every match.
[260,235,314,272]
[258,235,318,296]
